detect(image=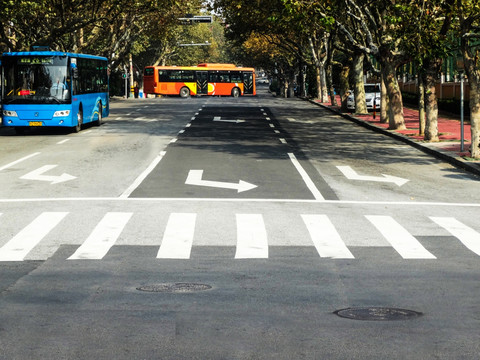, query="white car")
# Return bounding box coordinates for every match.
[257,77,269,84]
[347,84,381,110]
